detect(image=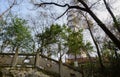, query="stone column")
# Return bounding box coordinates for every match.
[35,52,40,67]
